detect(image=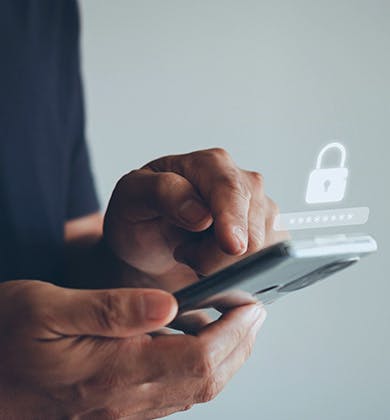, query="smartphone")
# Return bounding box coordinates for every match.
[173,234,377,314]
